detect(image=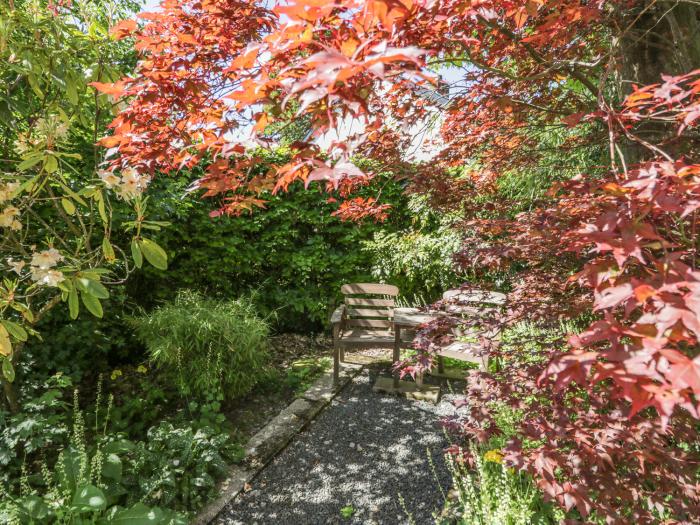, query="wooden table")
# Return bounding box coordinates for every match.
[394,307,443,386]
